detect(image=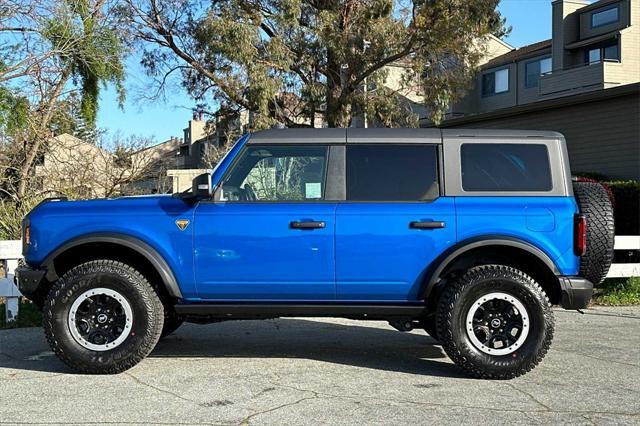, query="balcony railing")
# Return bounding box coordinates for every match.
[539,60,623,97]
